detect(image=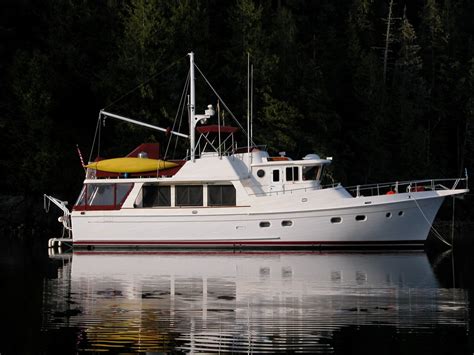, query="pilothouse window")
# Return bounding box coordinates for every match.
[286,167,299,181]
[303,166,321,181]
